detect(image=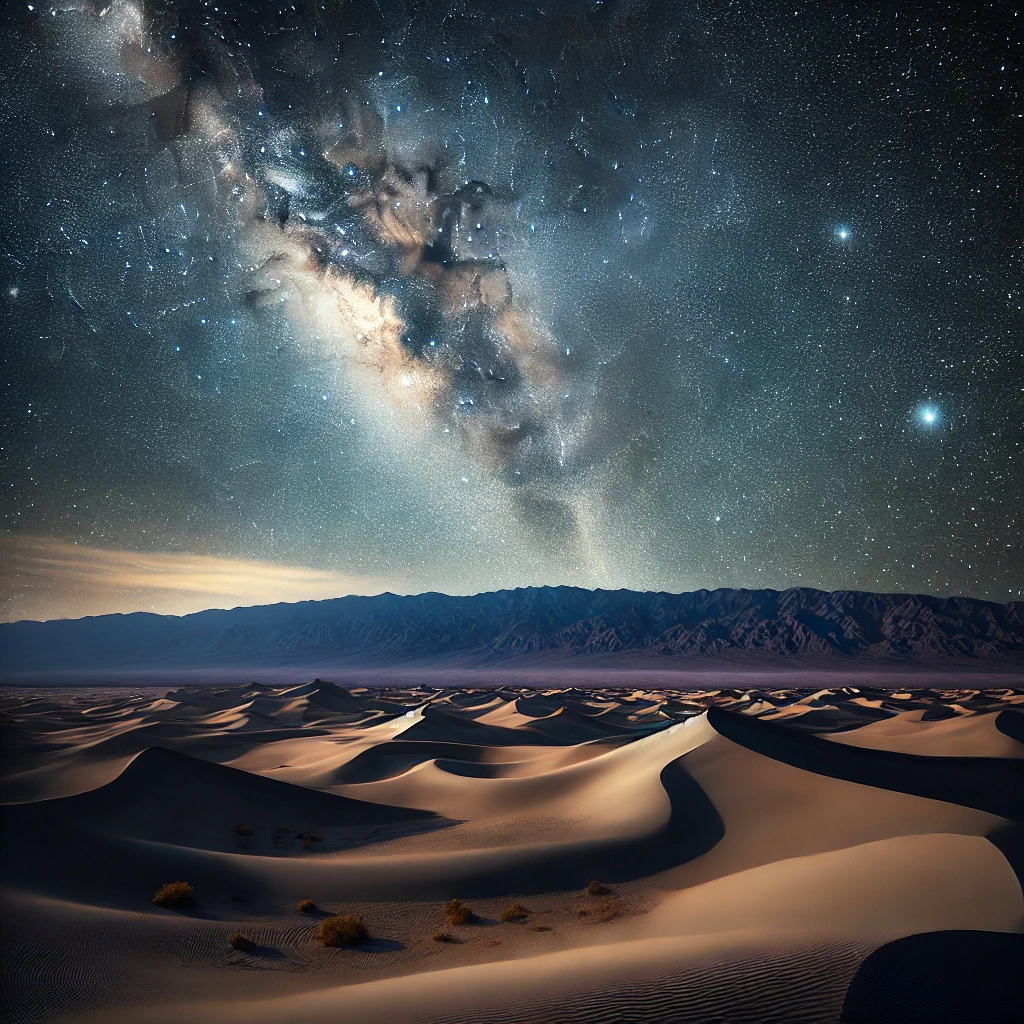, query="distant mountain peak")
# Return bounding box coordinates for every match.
[1,585,1021,680]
